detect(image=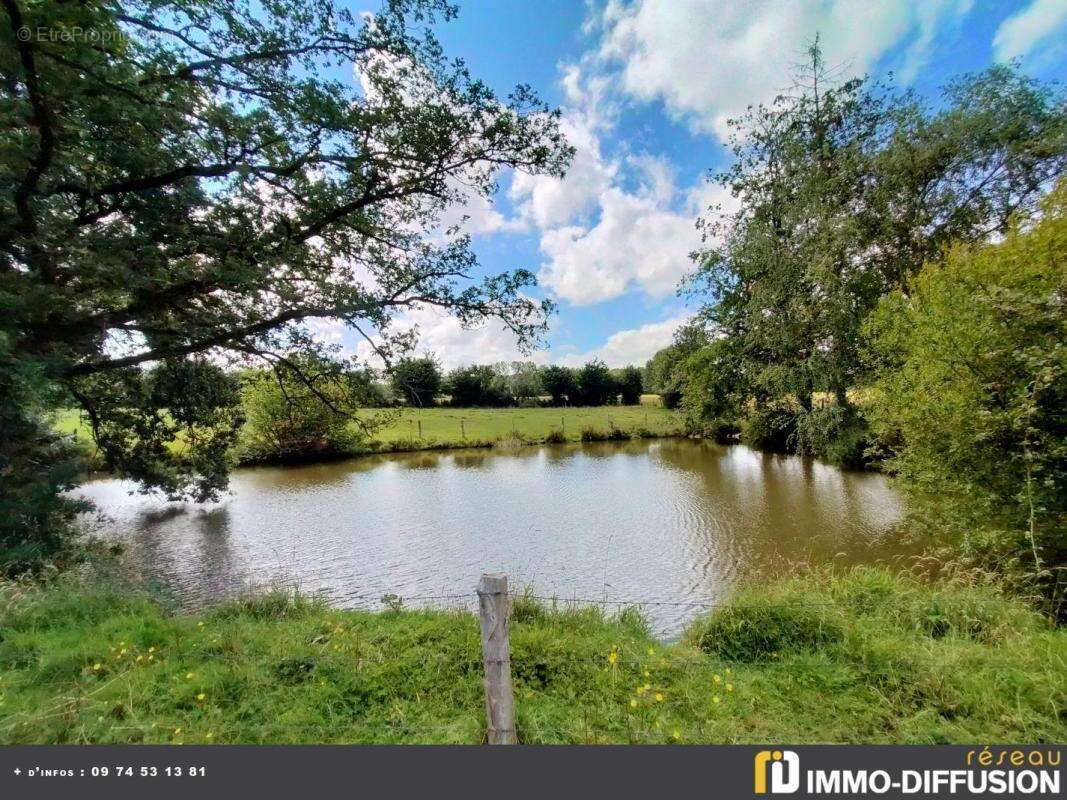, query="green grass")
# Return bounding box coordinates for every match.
[2,566,1063,744]
[52,398,684,467]
[360,397,680,451]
